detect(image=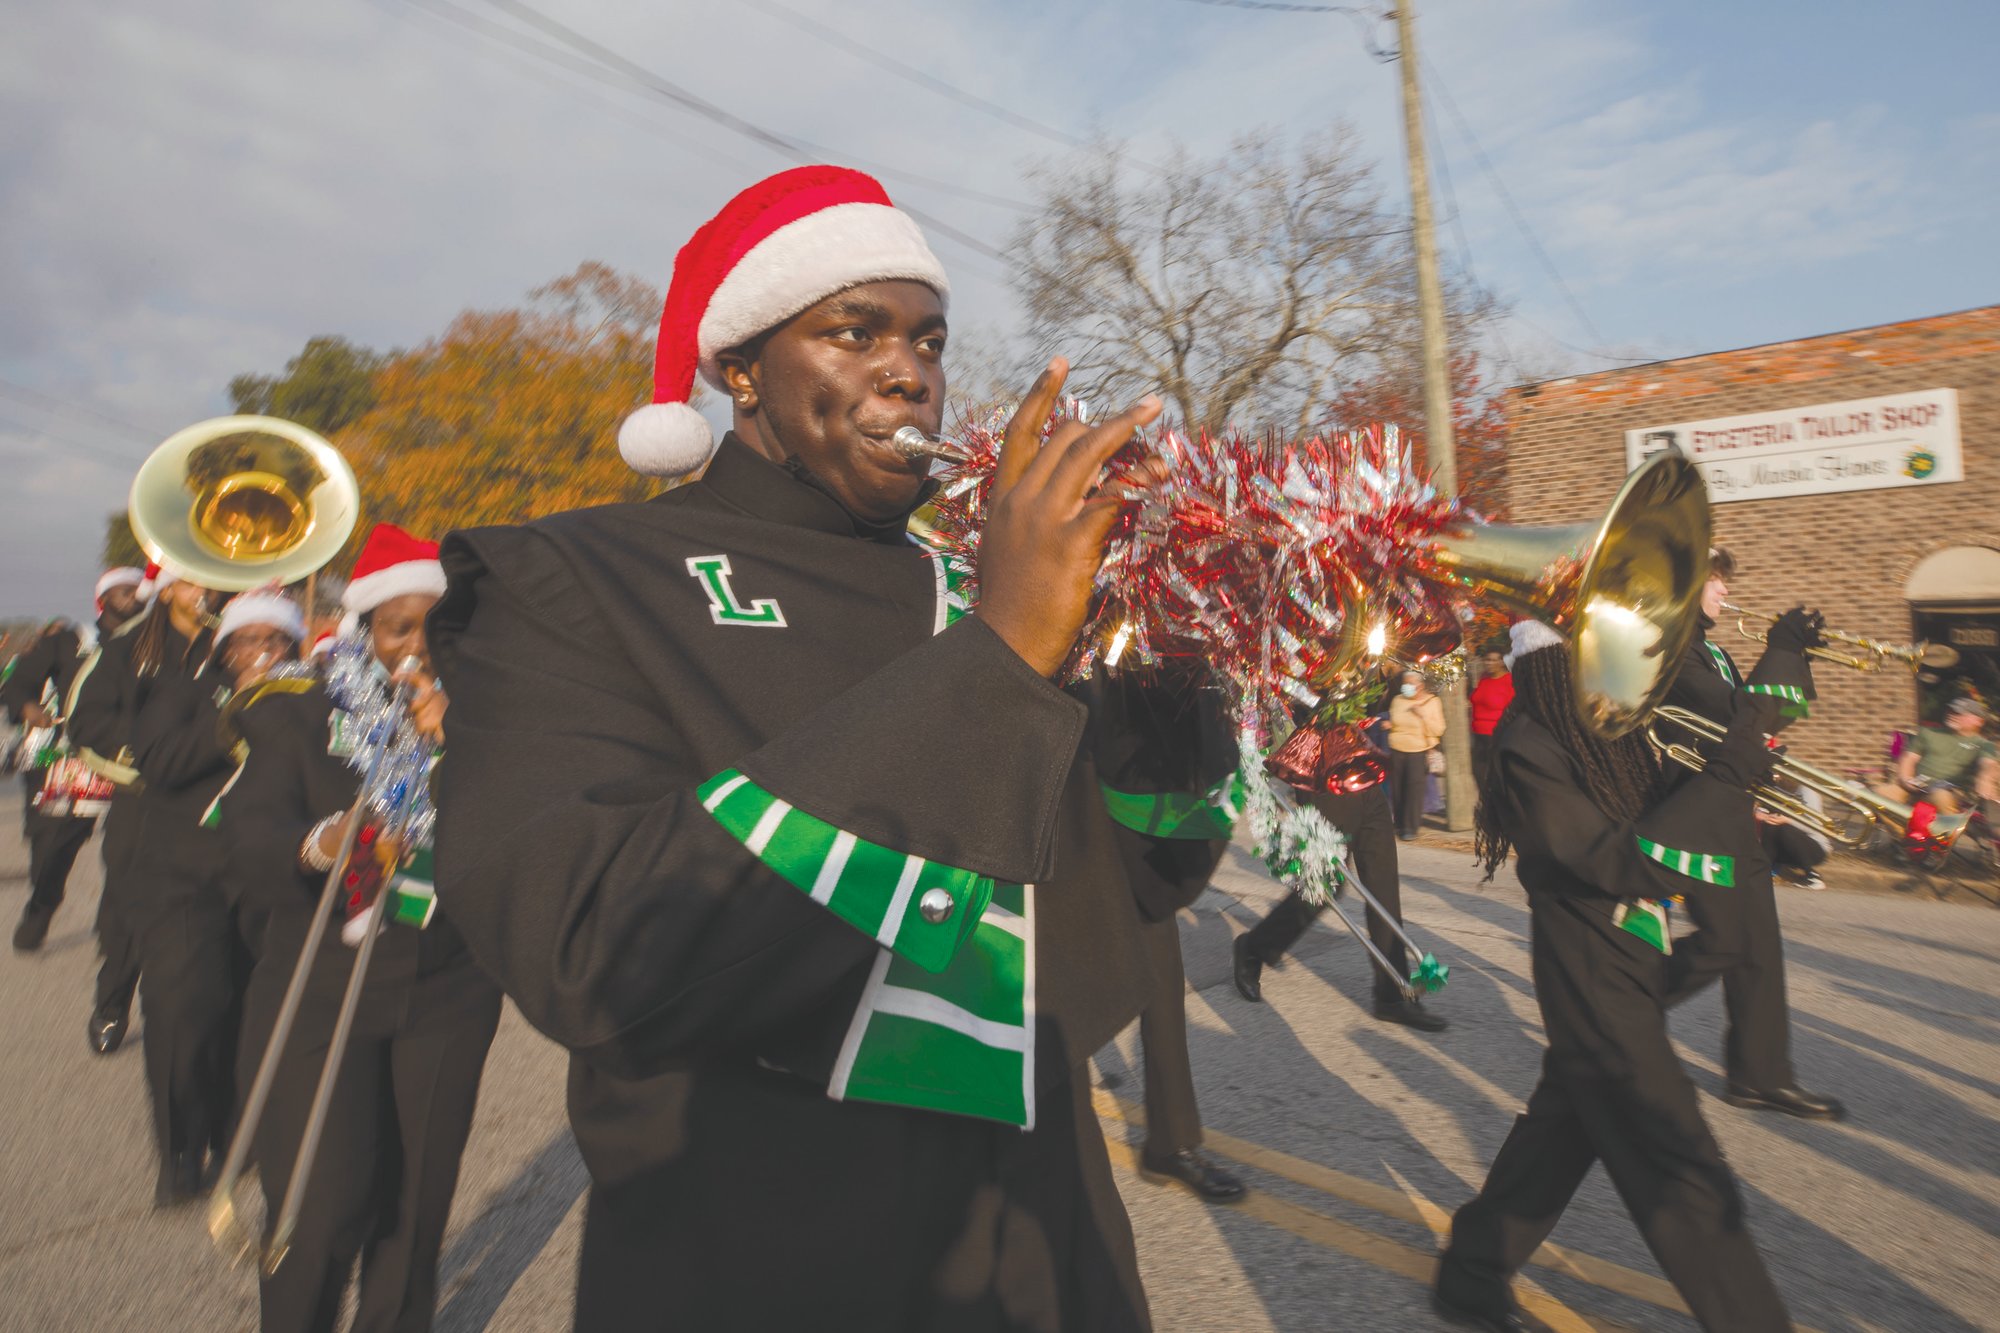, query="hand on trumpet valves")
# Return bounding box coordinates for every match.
[1765,605,1828,655]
